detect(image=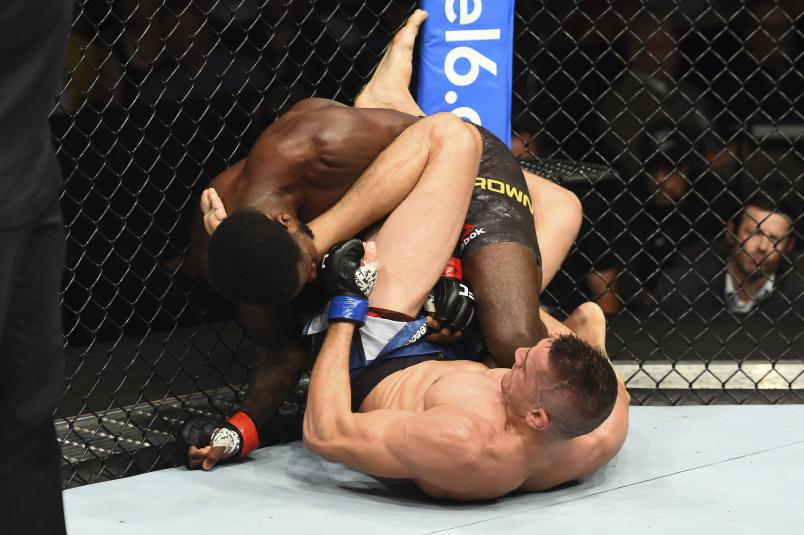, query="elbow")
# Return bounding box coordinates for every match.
[302,414,347,461]
[302,415,328,455]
